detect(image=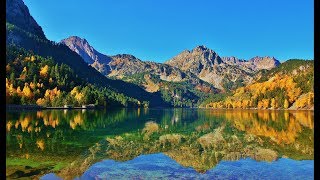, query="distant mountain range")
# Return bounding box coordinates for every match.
[61,37,280,91]
[6,0,313,109]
